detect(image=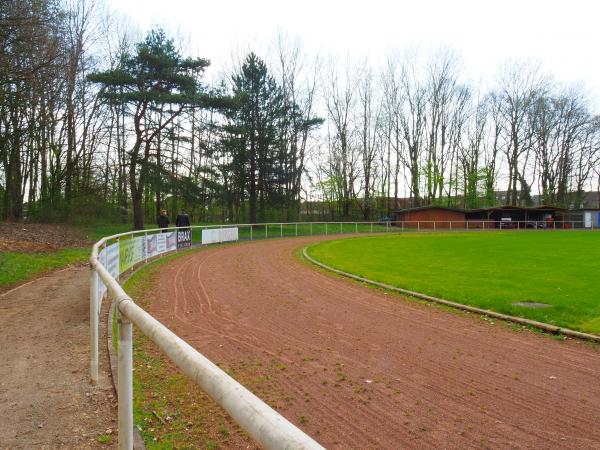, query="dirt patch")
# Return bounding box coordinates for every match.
[0,222,90,252]
[147,237,600,449]
[0,267,117,449]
